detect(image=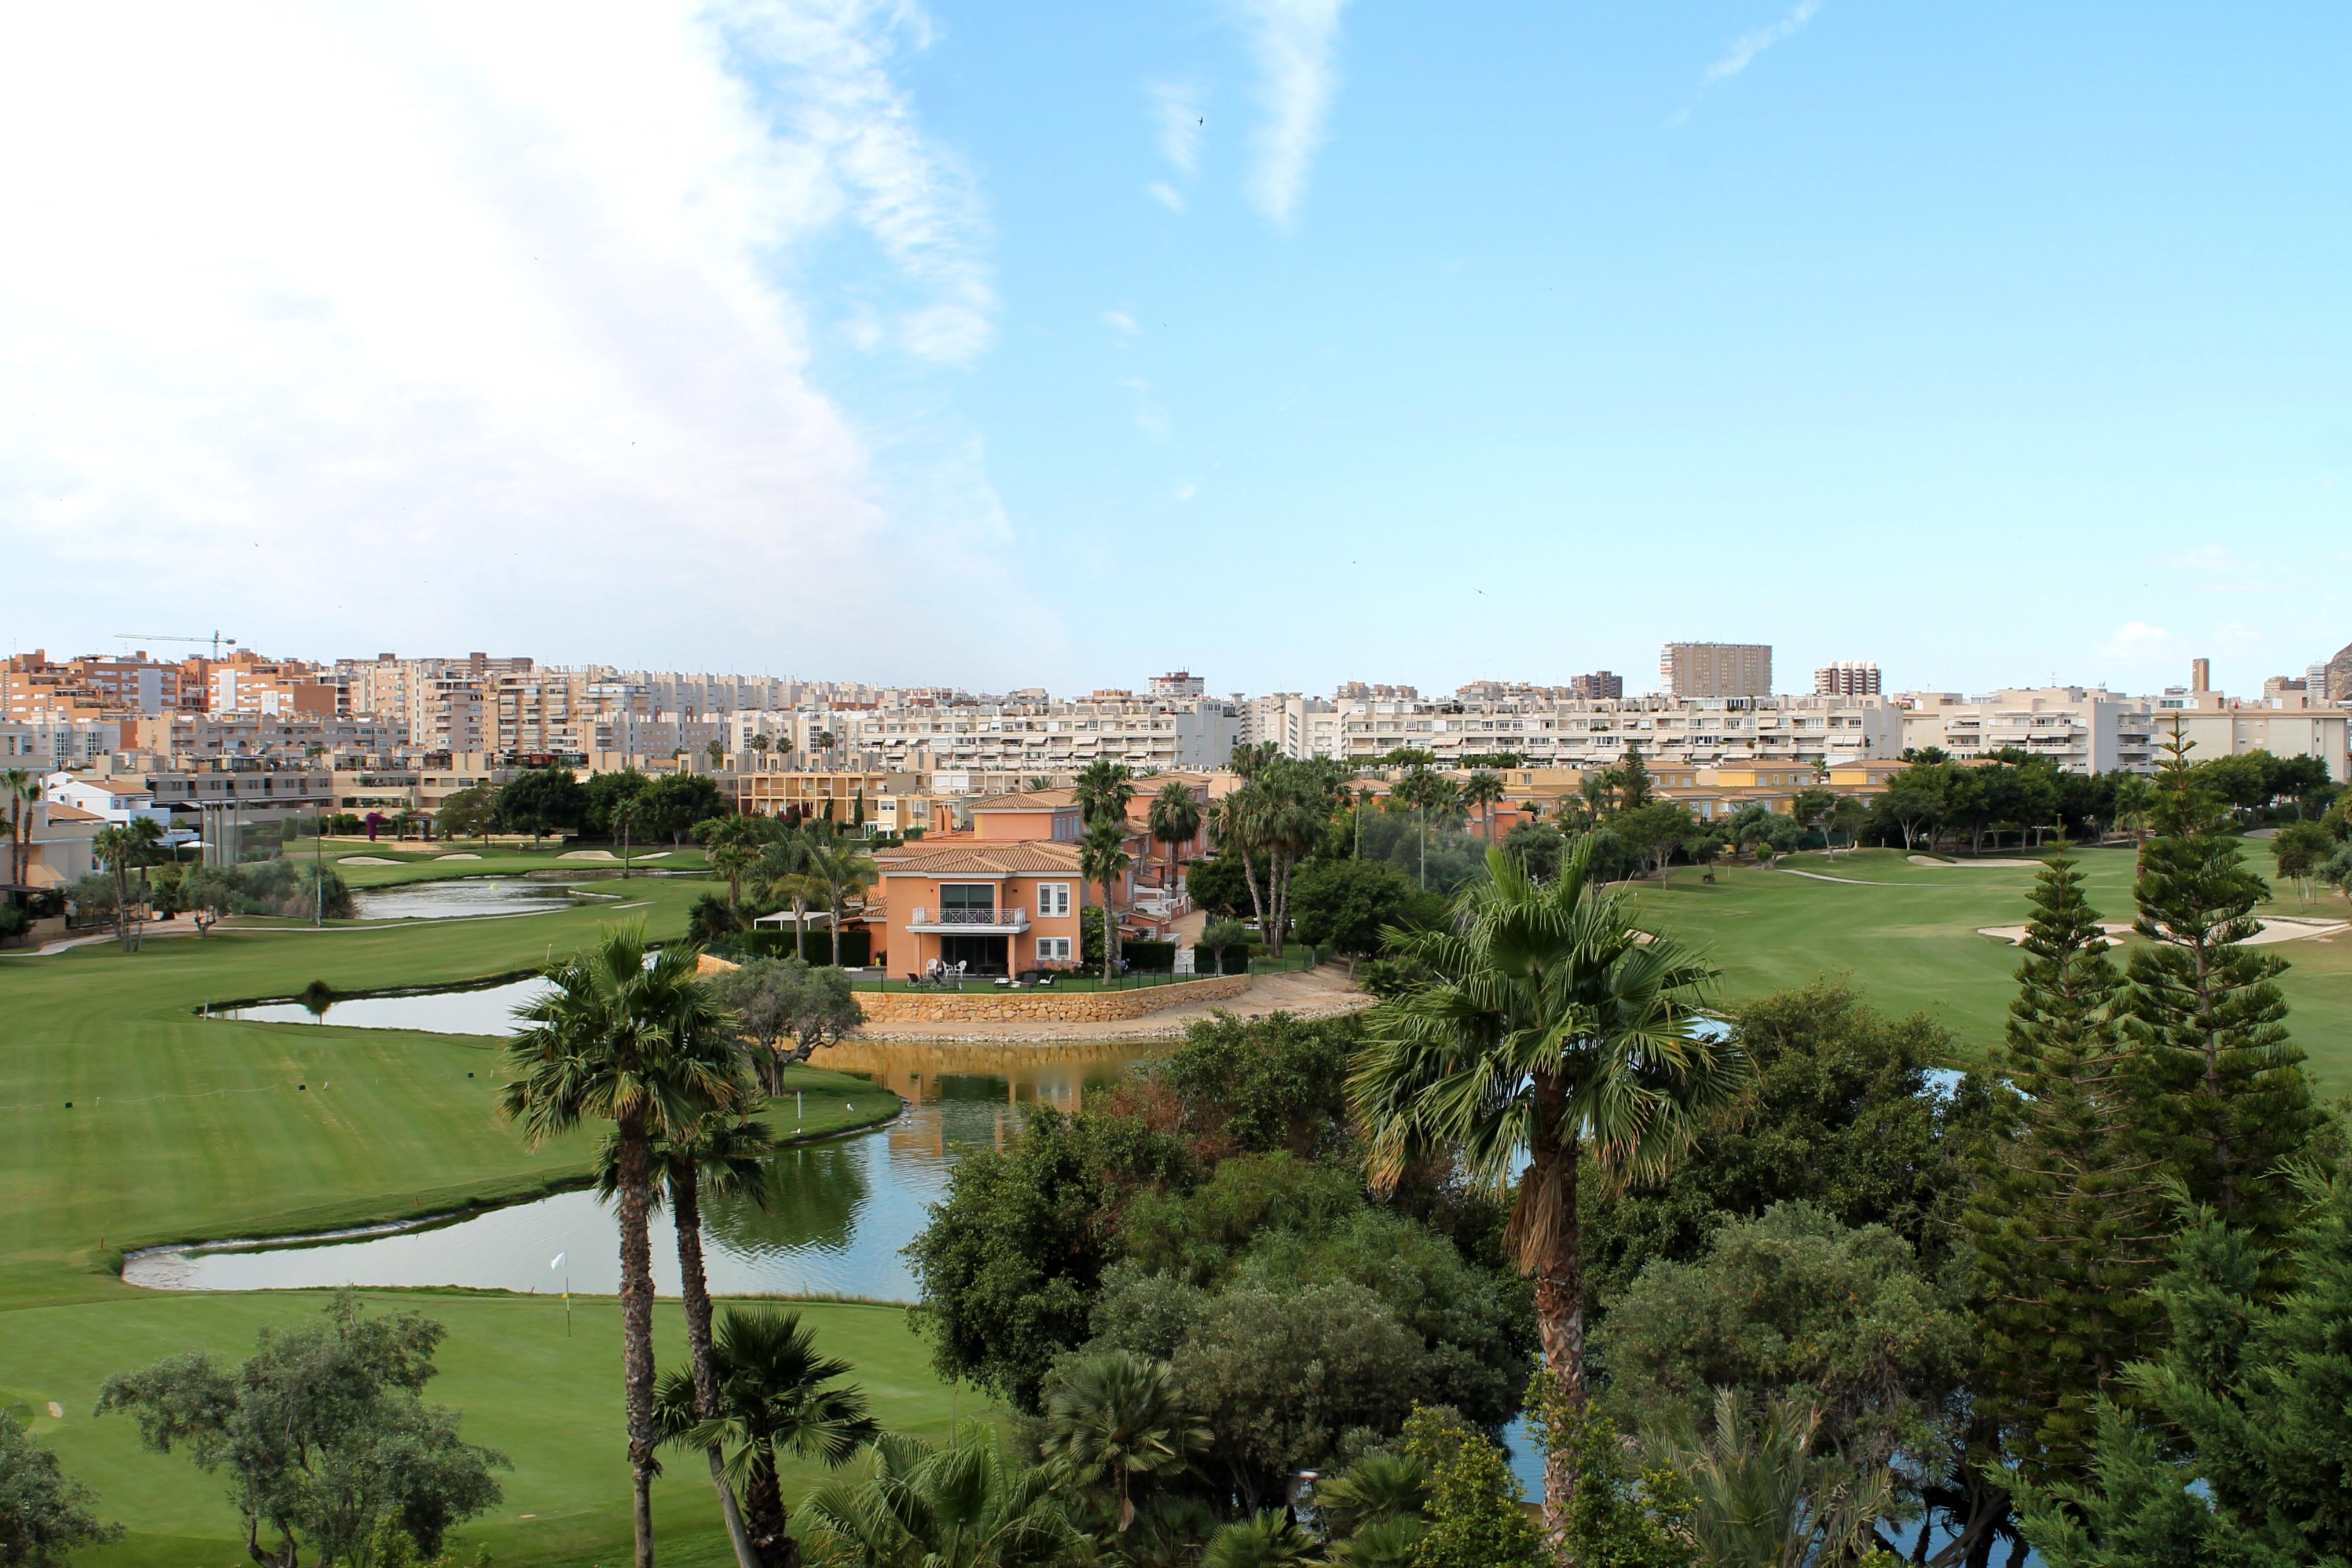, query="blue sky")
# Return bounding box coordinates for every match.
[4,3,2349,698]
